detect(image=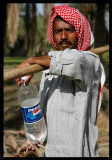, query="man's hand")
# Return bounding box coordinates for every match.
[16,58,33,86]
[20,130,40,151]
[16,75,33,86]
[15,55,50,86]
